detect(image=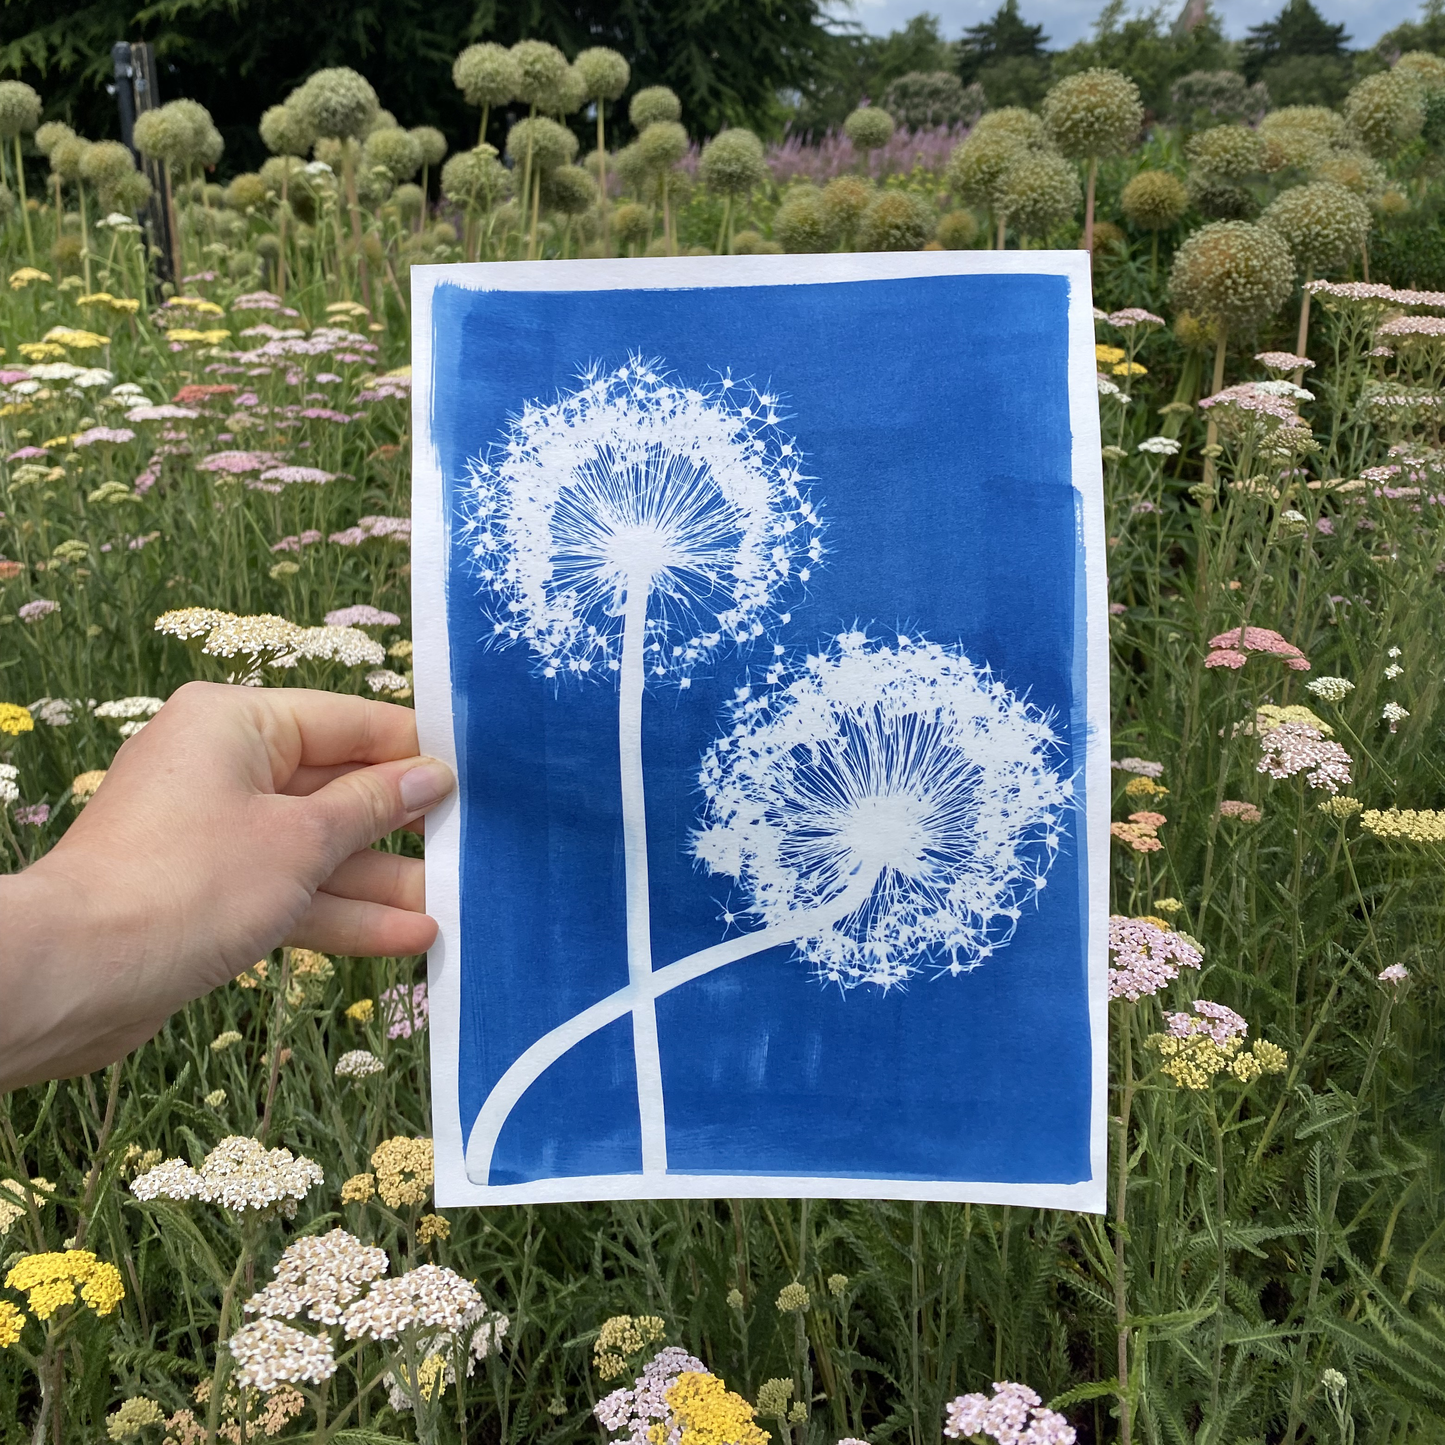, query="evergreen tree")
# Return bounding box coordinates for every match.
[957,0,1049,82]
[1242,0,1350,81]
